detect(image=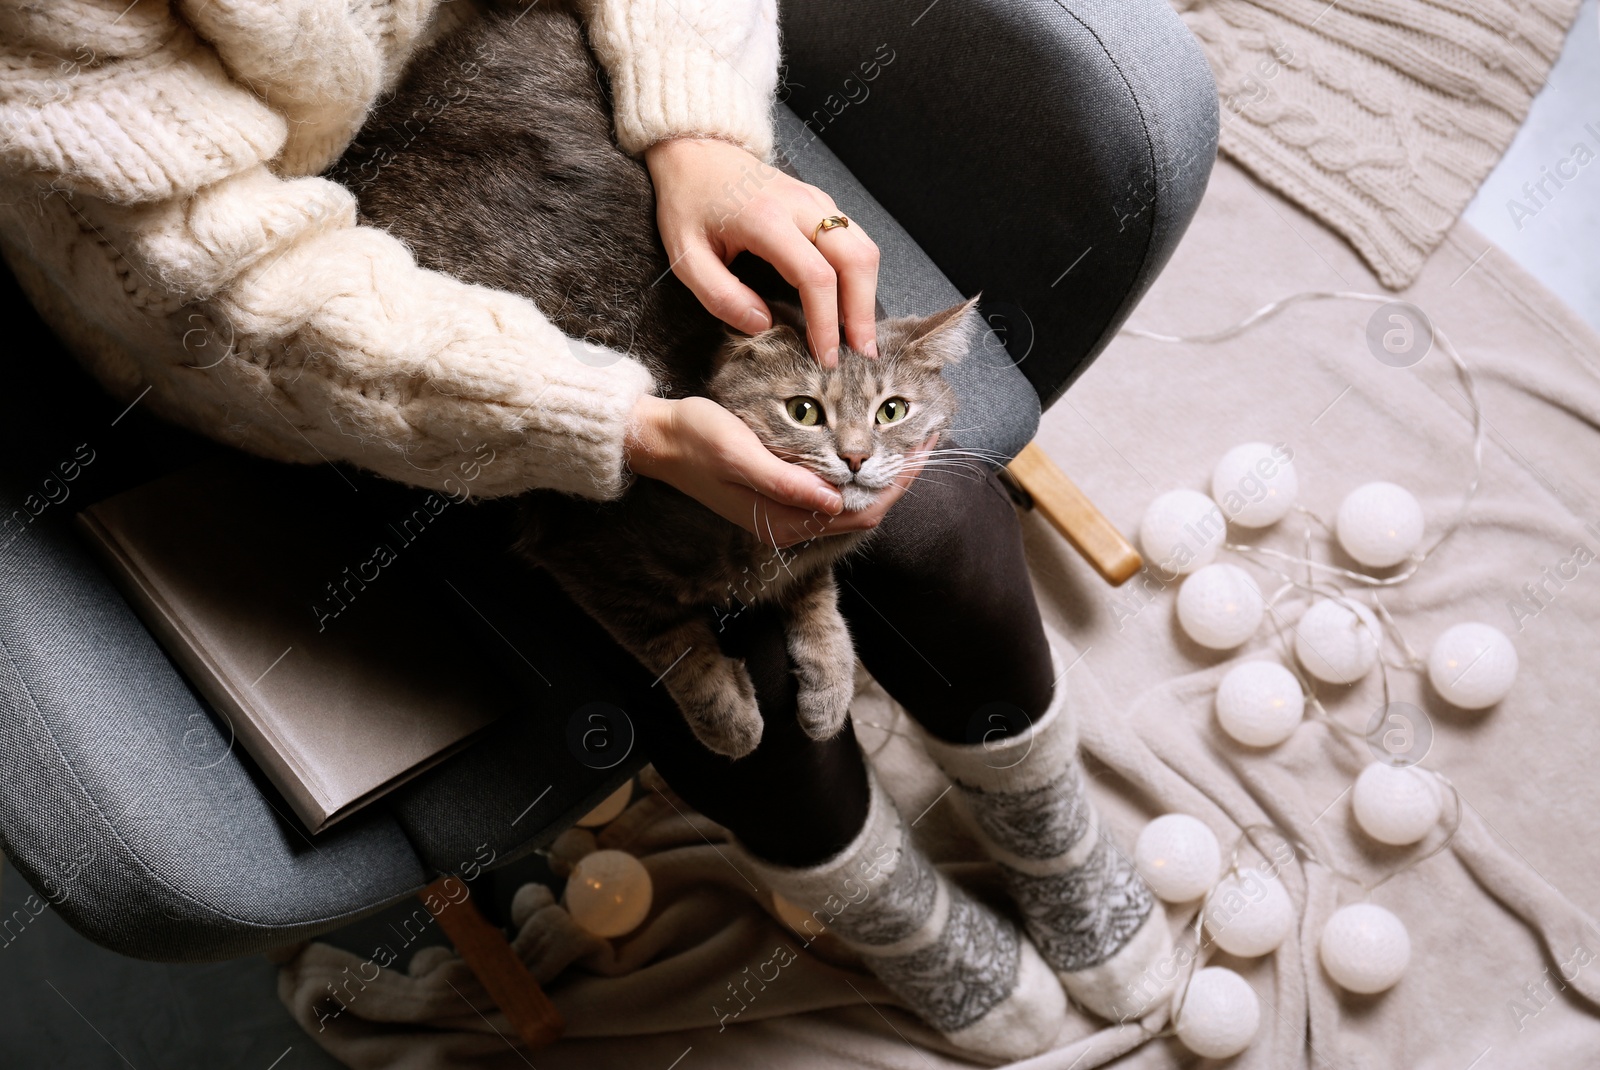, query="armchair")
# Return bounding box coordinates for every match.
[0,0,1215,1049]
